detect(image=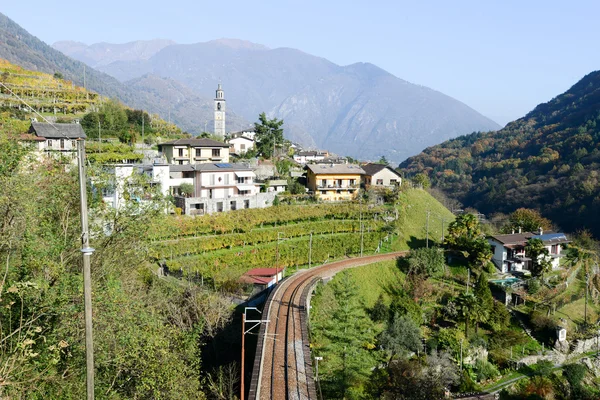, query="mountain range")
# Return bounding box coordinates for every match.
[53,37,500,161]
[0,12,500,162]
[400,70,600,236]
